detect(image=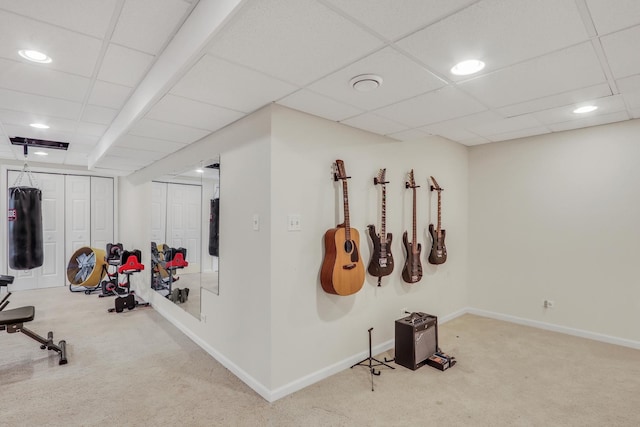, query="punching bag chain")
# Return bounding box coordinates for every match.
[13,145,39,188]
